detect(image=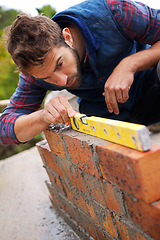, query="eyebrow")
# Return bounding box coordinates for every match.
[35,56,62,80]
